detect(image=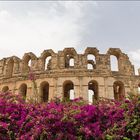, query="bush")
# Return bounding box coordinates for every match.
[0,92,139,140]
